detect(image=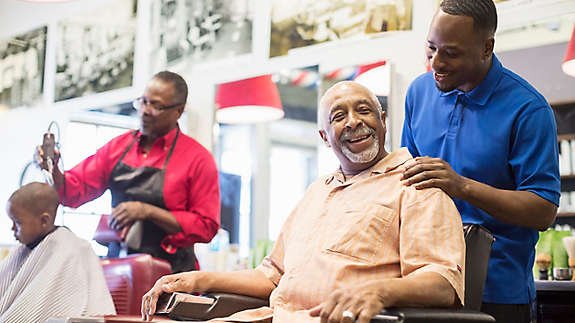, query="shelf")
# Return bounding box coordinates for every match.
[550,100,575,109]
[558,134,575,142]
[562,176,575,191]
[558,212,575,218]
